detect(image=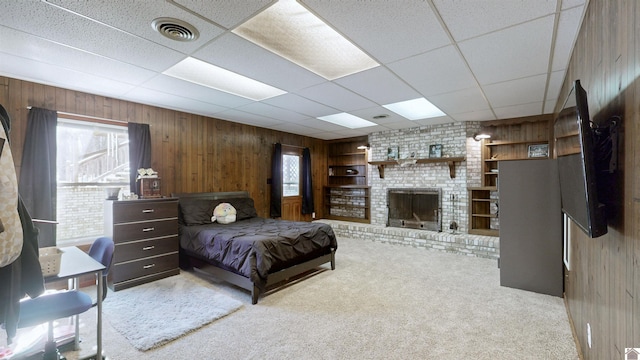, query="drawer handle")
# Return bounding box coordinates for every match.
[142,227,155,232]
[142,209,155,213]
[142,245,155,251]
[143,264,156,269]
